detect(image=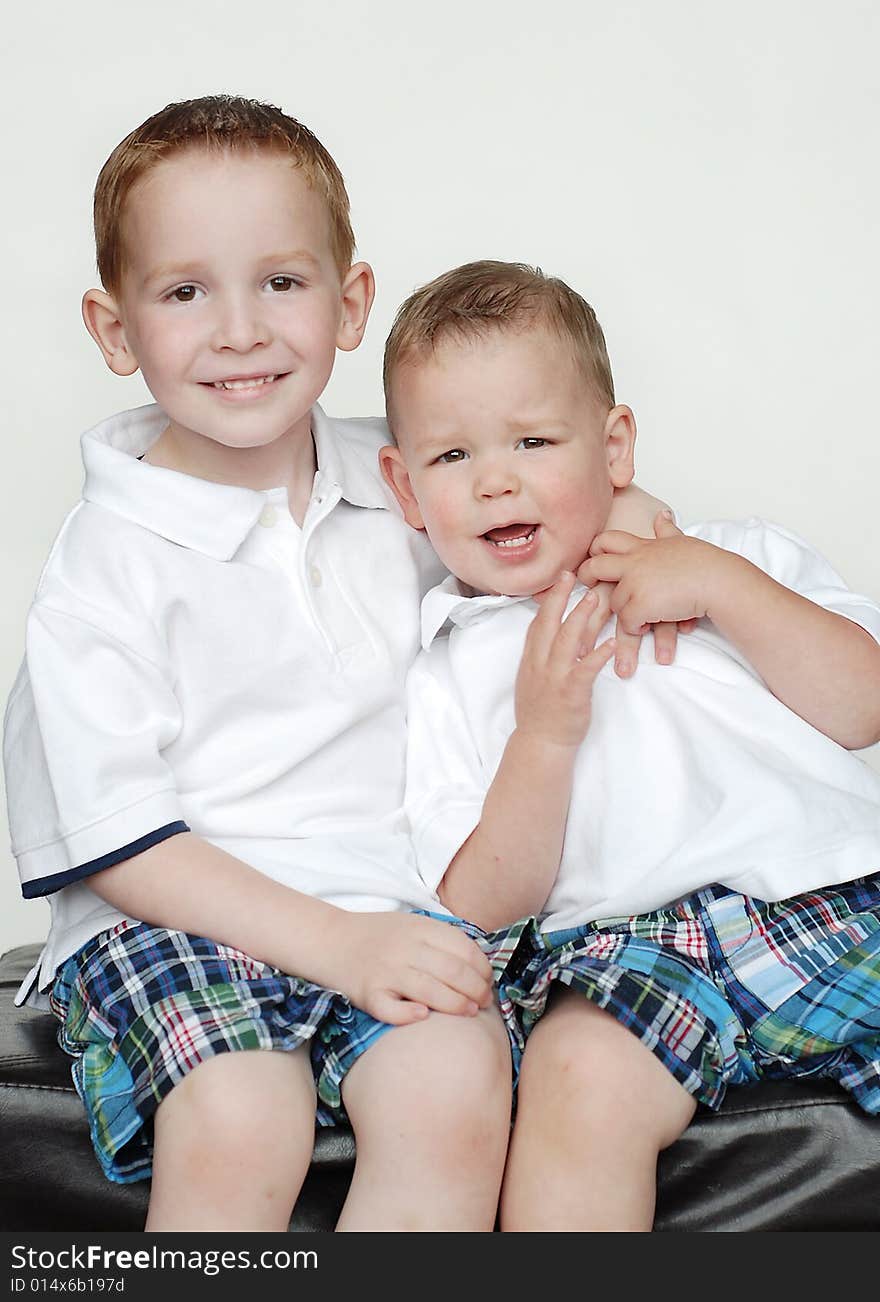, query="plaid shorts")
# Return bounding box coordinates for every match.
[50,915,530,1184]
[503,875,880,1113]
